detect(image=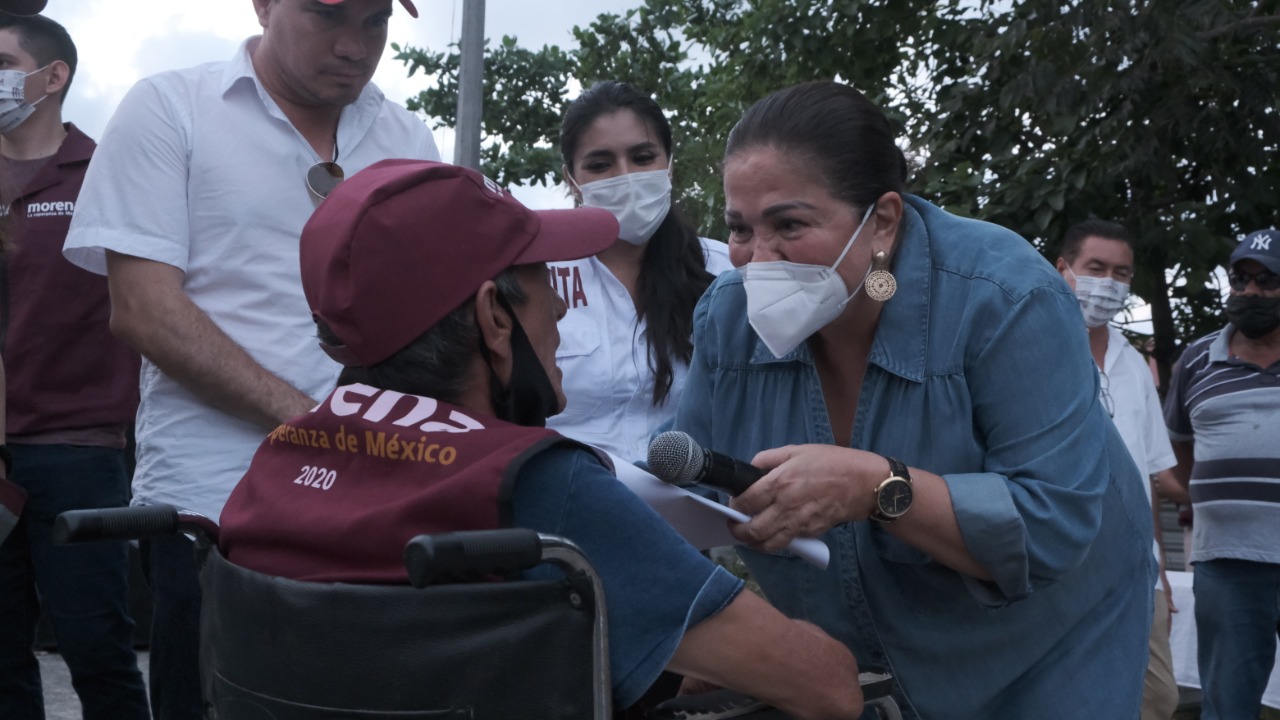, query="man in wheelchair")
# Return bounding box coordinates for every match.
[217,159,862,719]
